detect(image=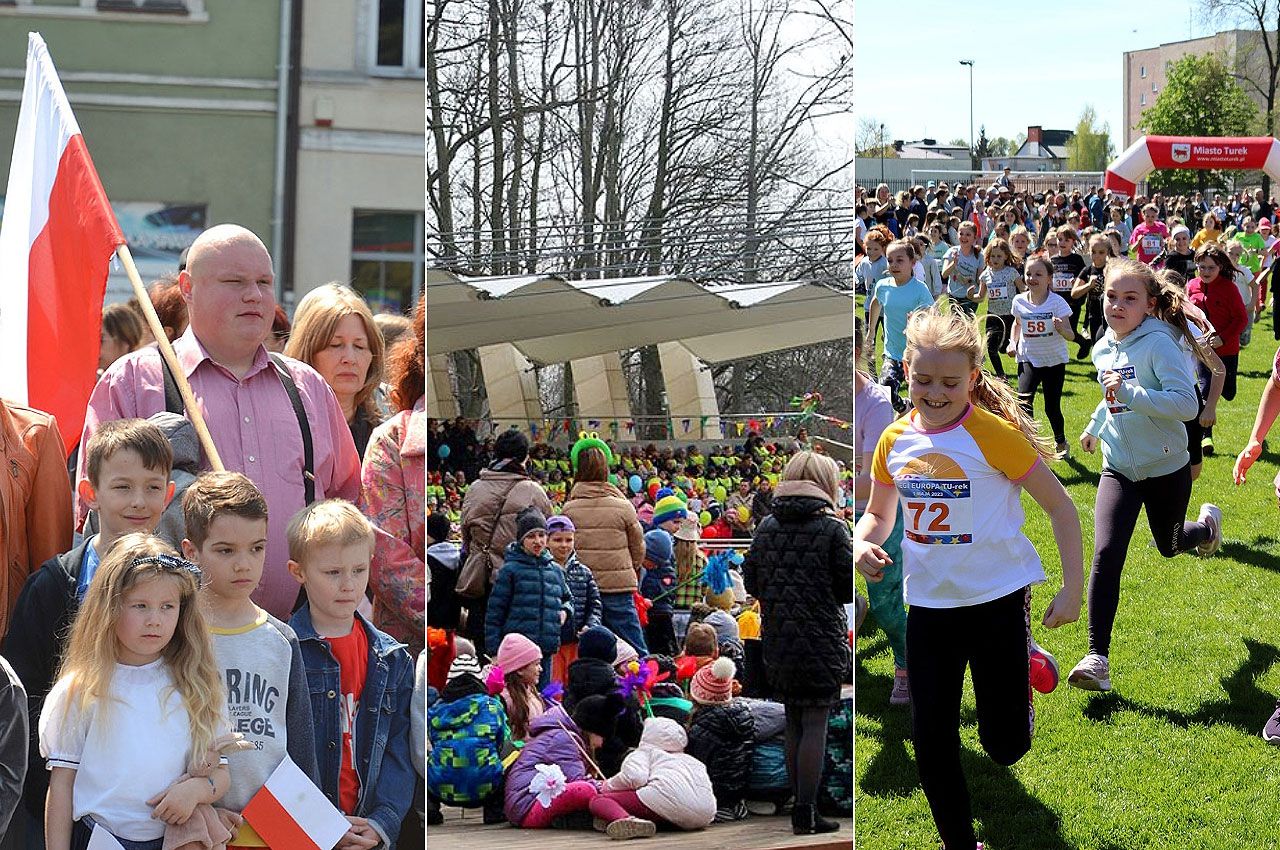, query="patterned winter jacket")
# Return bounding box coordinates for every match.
[485,542,572,655]
[361,397,426,656]
[686,699,755,806]
[560,554,602,644]
[427,679,508,805]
